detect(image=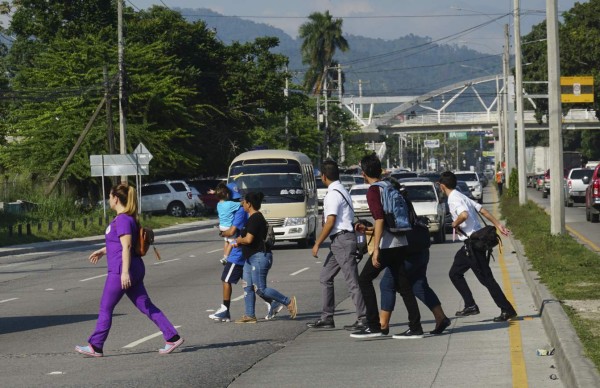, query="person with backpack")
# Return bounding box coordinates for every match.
[438,171,517,322]
[75,184,183,357]
[309,160,367,331]
[378,184,451,335]
[234,191,297,323]
[352,154,423,339]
